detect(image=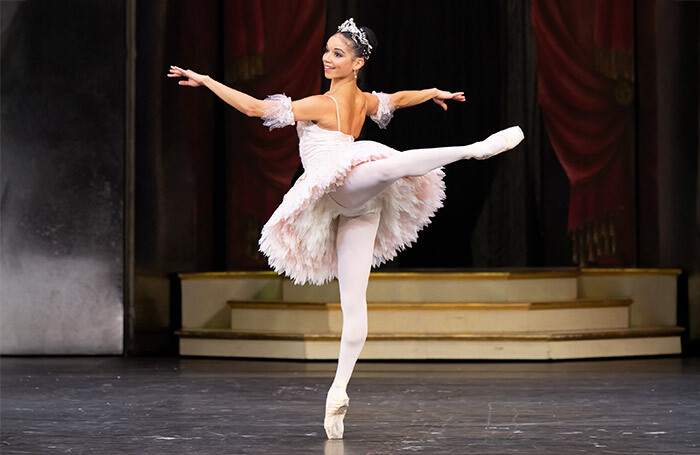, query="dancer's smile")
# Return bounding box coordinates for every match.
[322,34,361,80]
